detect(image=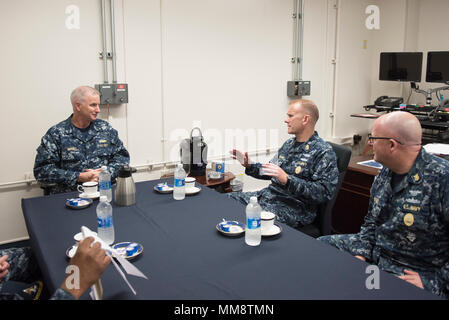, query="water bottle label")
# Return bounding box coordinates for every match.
[247,218,260,229]
[174,178,185,187]
[99,181,111,190]
[98,216,113,228]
